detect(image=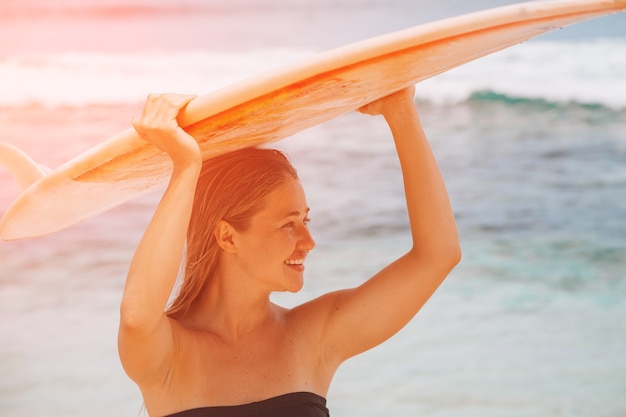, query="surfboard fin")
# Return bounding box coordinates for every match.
[0,142,51,191]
